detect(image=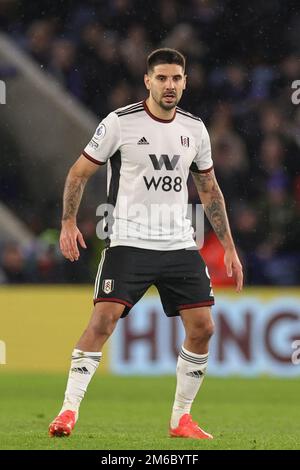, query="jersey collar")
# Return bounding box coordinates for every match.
[143,100,176,123]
